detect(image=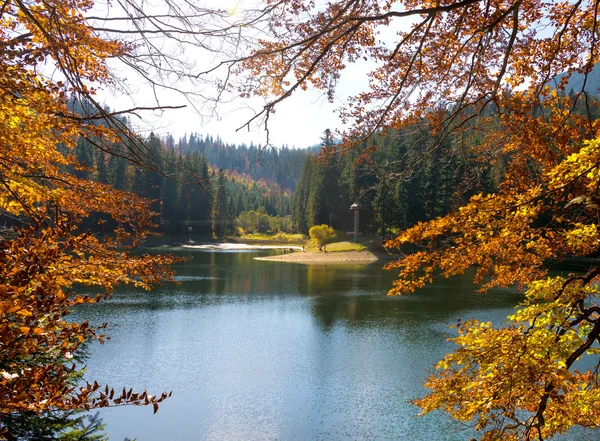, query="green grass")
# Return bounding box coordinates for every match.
[321,241,367,252]
[304,235,388,253]
[234,232,390,254]
[236,232,306,244]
